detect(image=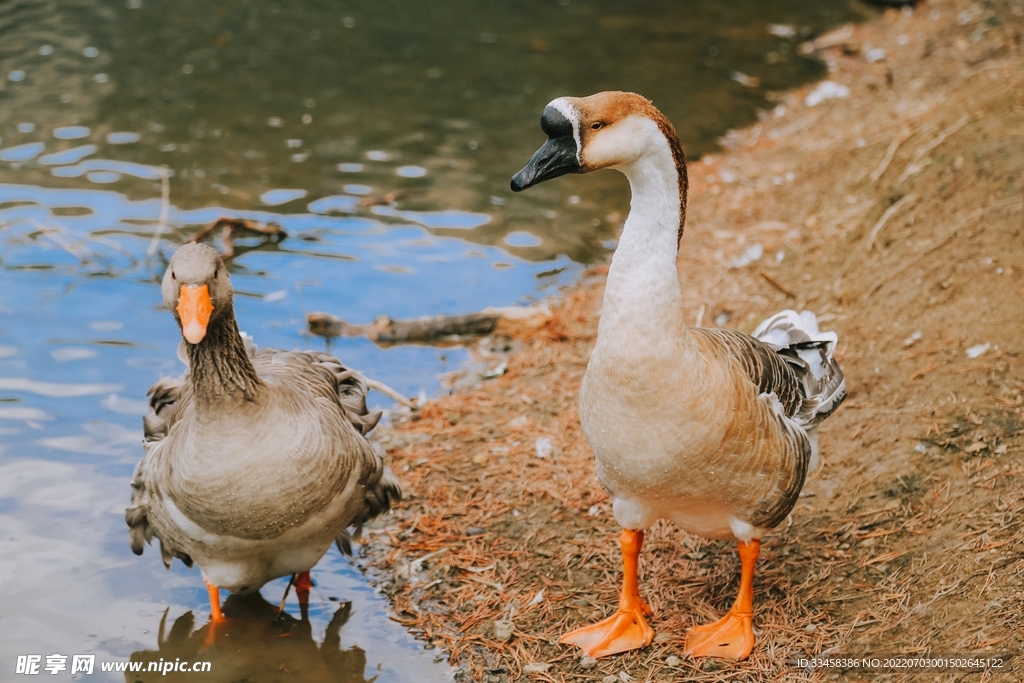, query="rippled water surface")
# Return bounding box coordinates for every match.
[0,0,870,680]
